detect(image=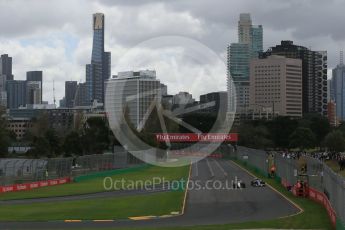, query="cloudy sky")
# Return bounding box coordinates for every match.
[0,0,344,104]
